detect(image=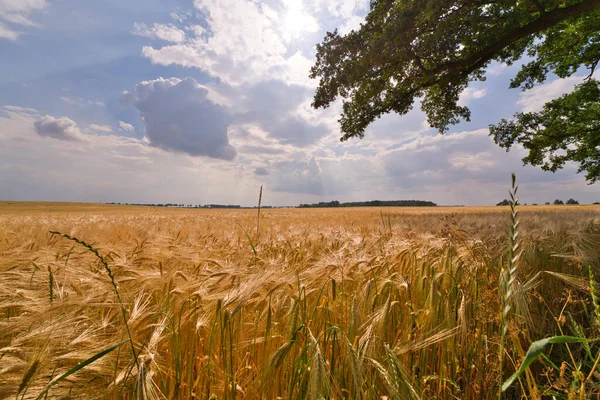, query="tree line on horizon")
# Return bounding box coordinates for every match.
[106,202,256,209]
[495,198,592,206]
[298,200,437,208]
